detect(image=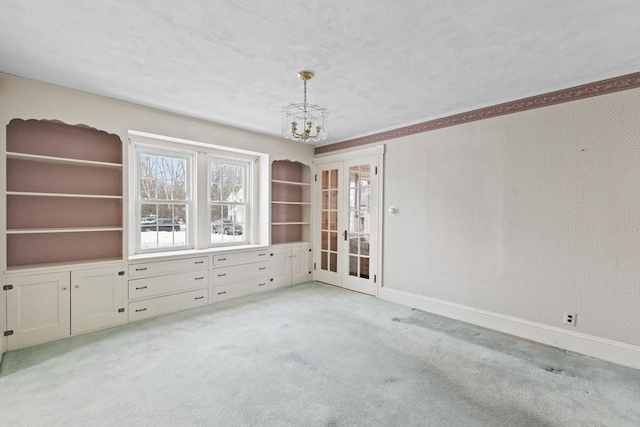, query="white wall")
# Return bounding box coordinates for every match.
[382,88,639,365]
